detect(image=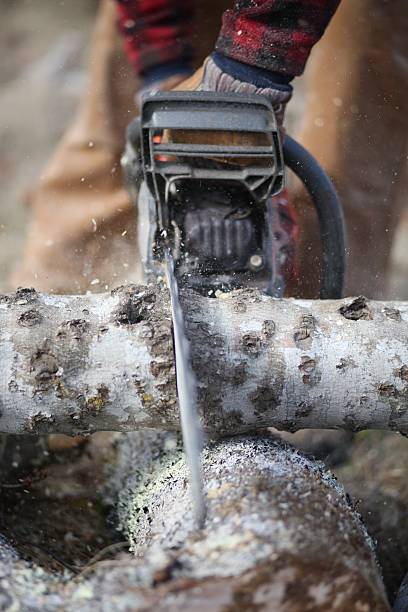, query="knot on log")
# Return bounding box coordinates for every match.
[56,319,90,340]
[0,287,38,307]
[383,307,402,322]
[339,296,372,321]
[18,308,43,327]
[30,345,59,383]
[112,285,156,325]
[293,314,315,344]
